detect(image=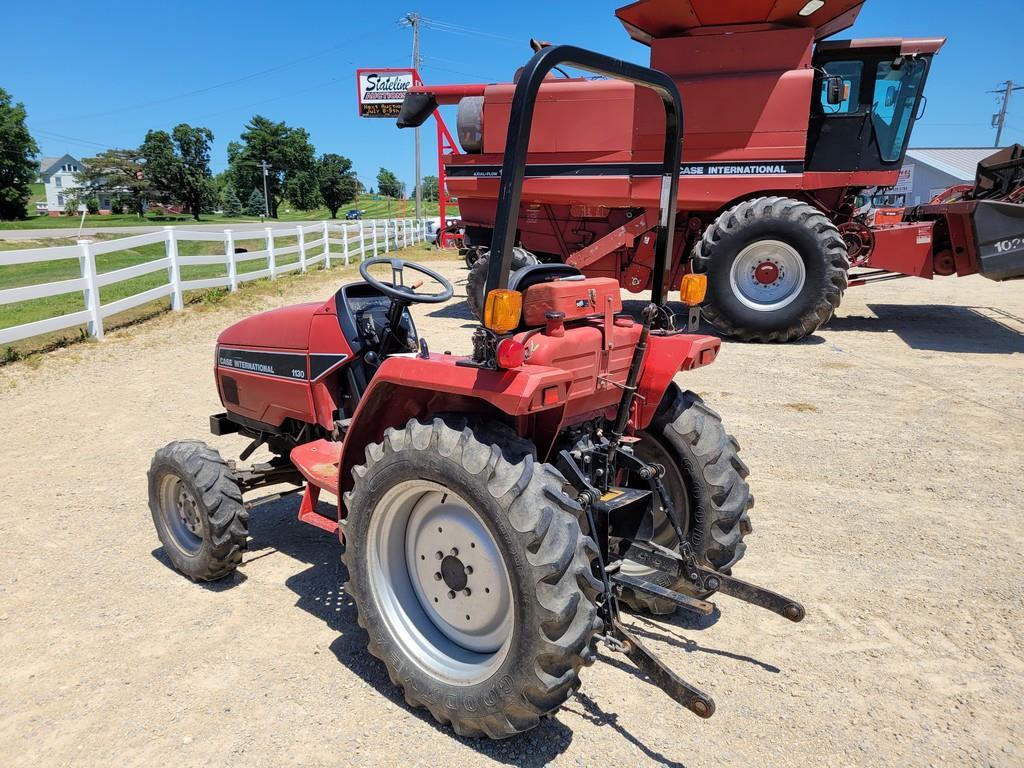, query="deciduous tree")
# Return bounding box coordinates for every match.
[317,153,360,218]
[227,116,316,218]
[141,124,215,221]
[0,88,40,220]
[422,175,439,202]
[376,167,402,199]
